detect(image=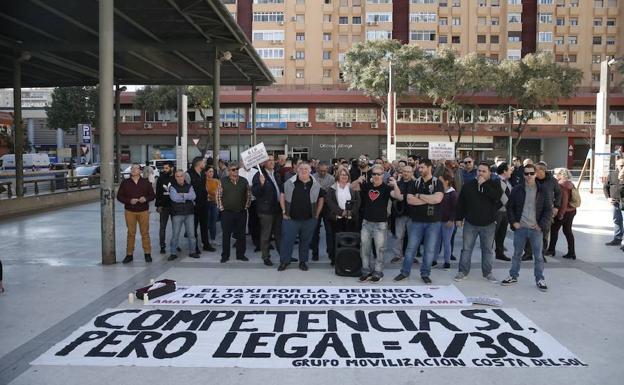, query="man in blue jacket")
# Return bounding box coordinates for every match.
[502,163,553,292]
